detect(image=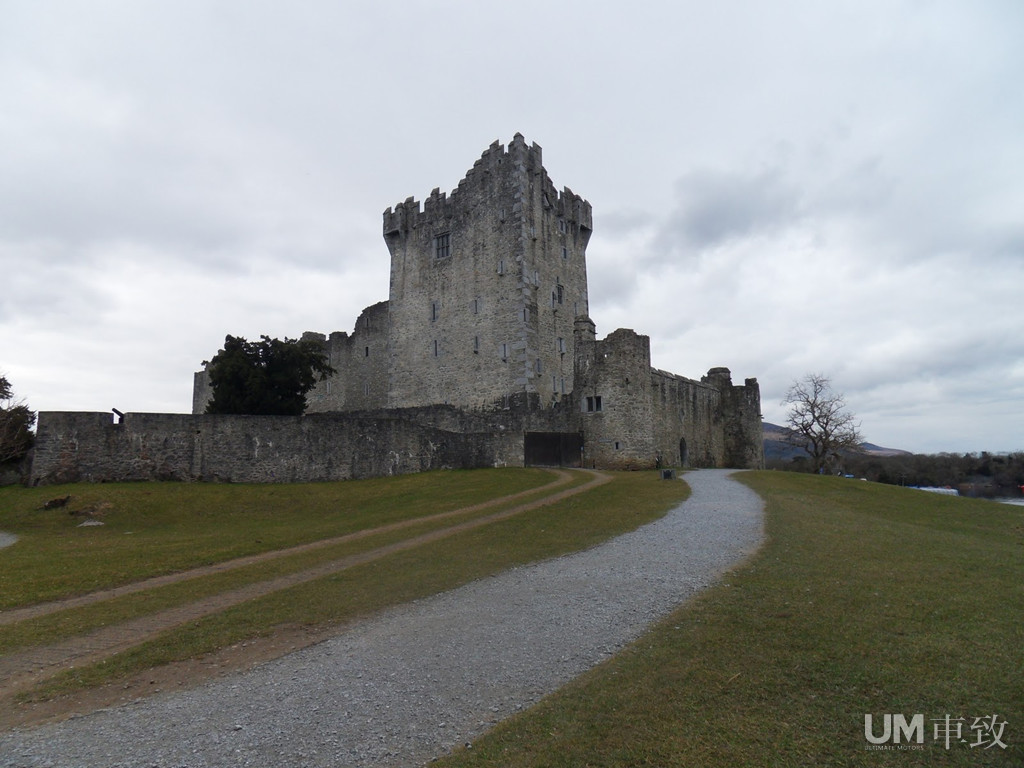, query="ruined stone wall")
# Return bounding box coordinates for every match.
[191,303,391,416]
[192,370,211,414]
[305,301,390,412]
[573,321,658,469]
[715,373,765,469]
[649,367,764,469]
[648,370,726,468]
[400,392,579,439]
[382,134,592,410]
[30,410,524,486]
[572,320,762,470]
